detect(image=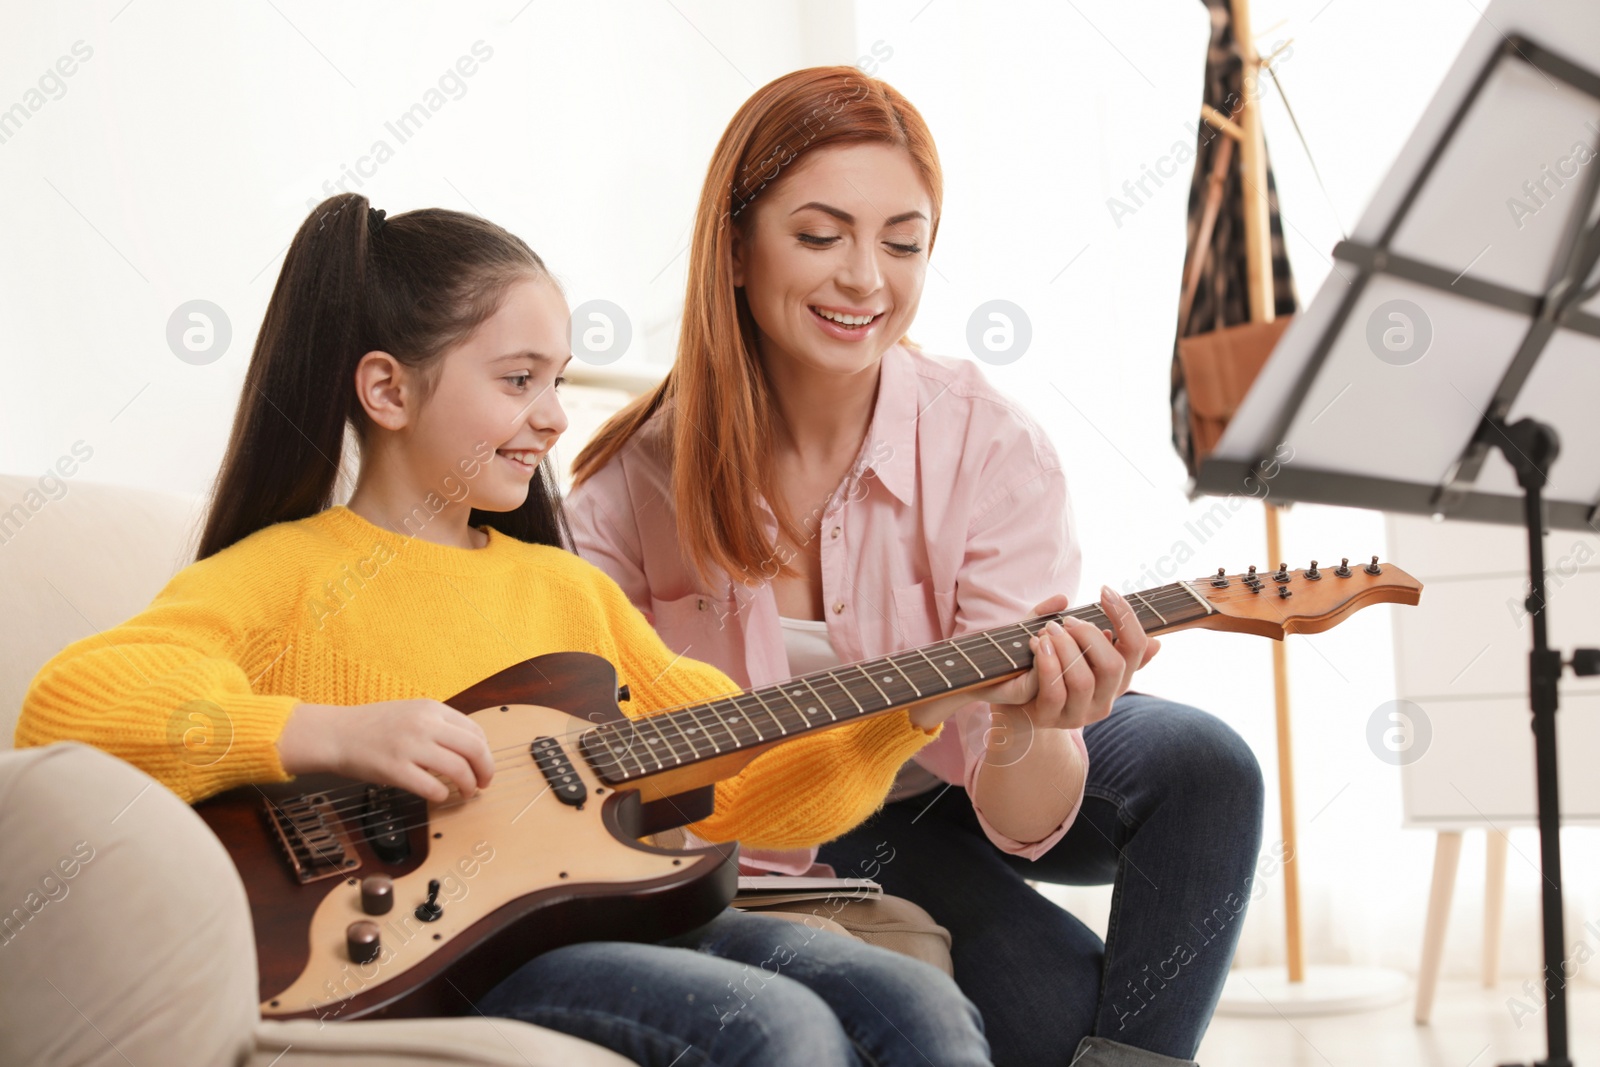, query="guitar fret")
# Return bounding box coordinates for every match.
[747,688,789,736]
[884,655,923,698]
[639,718,669,770]
[797,676,838,722]
[912,646,952,688]
[709,701,744,749]
[601,722,650,779]
[657,715,693,765]
[773,682,811,725]
[948,637,986,679]
[825,671,864,713]
[719,697,763,745]
[979,630,1020,669]
[679,703,722,756]
[855,663,893,705]
[824,669,867,714]
[1130,591,1166,626]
